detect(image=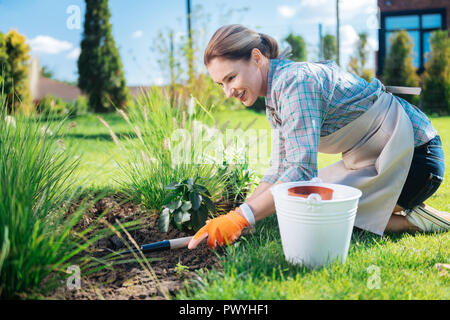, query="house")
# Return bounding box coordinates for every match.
[29,56,152,104]
[376,0,449,77]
